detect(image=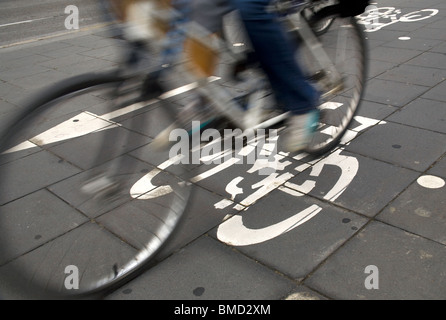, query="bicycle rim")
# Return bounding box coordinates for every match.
[300,16,367,155]
[0,73,191,299]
